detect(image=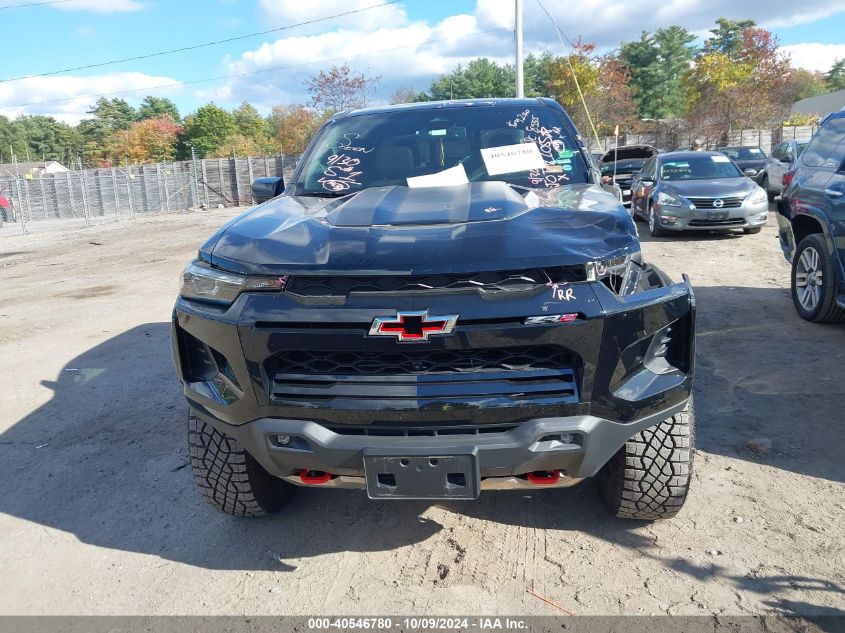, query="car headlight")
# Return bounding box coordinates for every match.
[180,261,288,305]
[657,191,683,207]
[747,187,768,205]
[587,255,640,296]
